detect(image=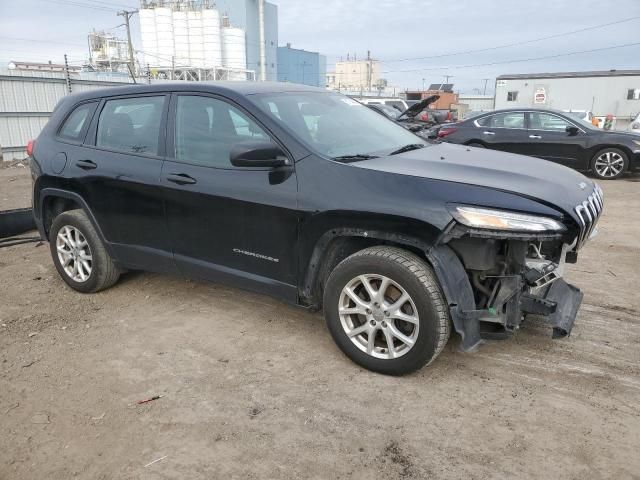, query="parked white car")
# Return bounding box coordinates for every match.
[357,97,411,112]
[563,109,594,123]
[628,113,640,133]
